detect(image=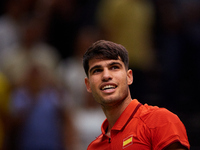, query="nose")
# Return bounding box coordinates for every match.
[102,68,112,81]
